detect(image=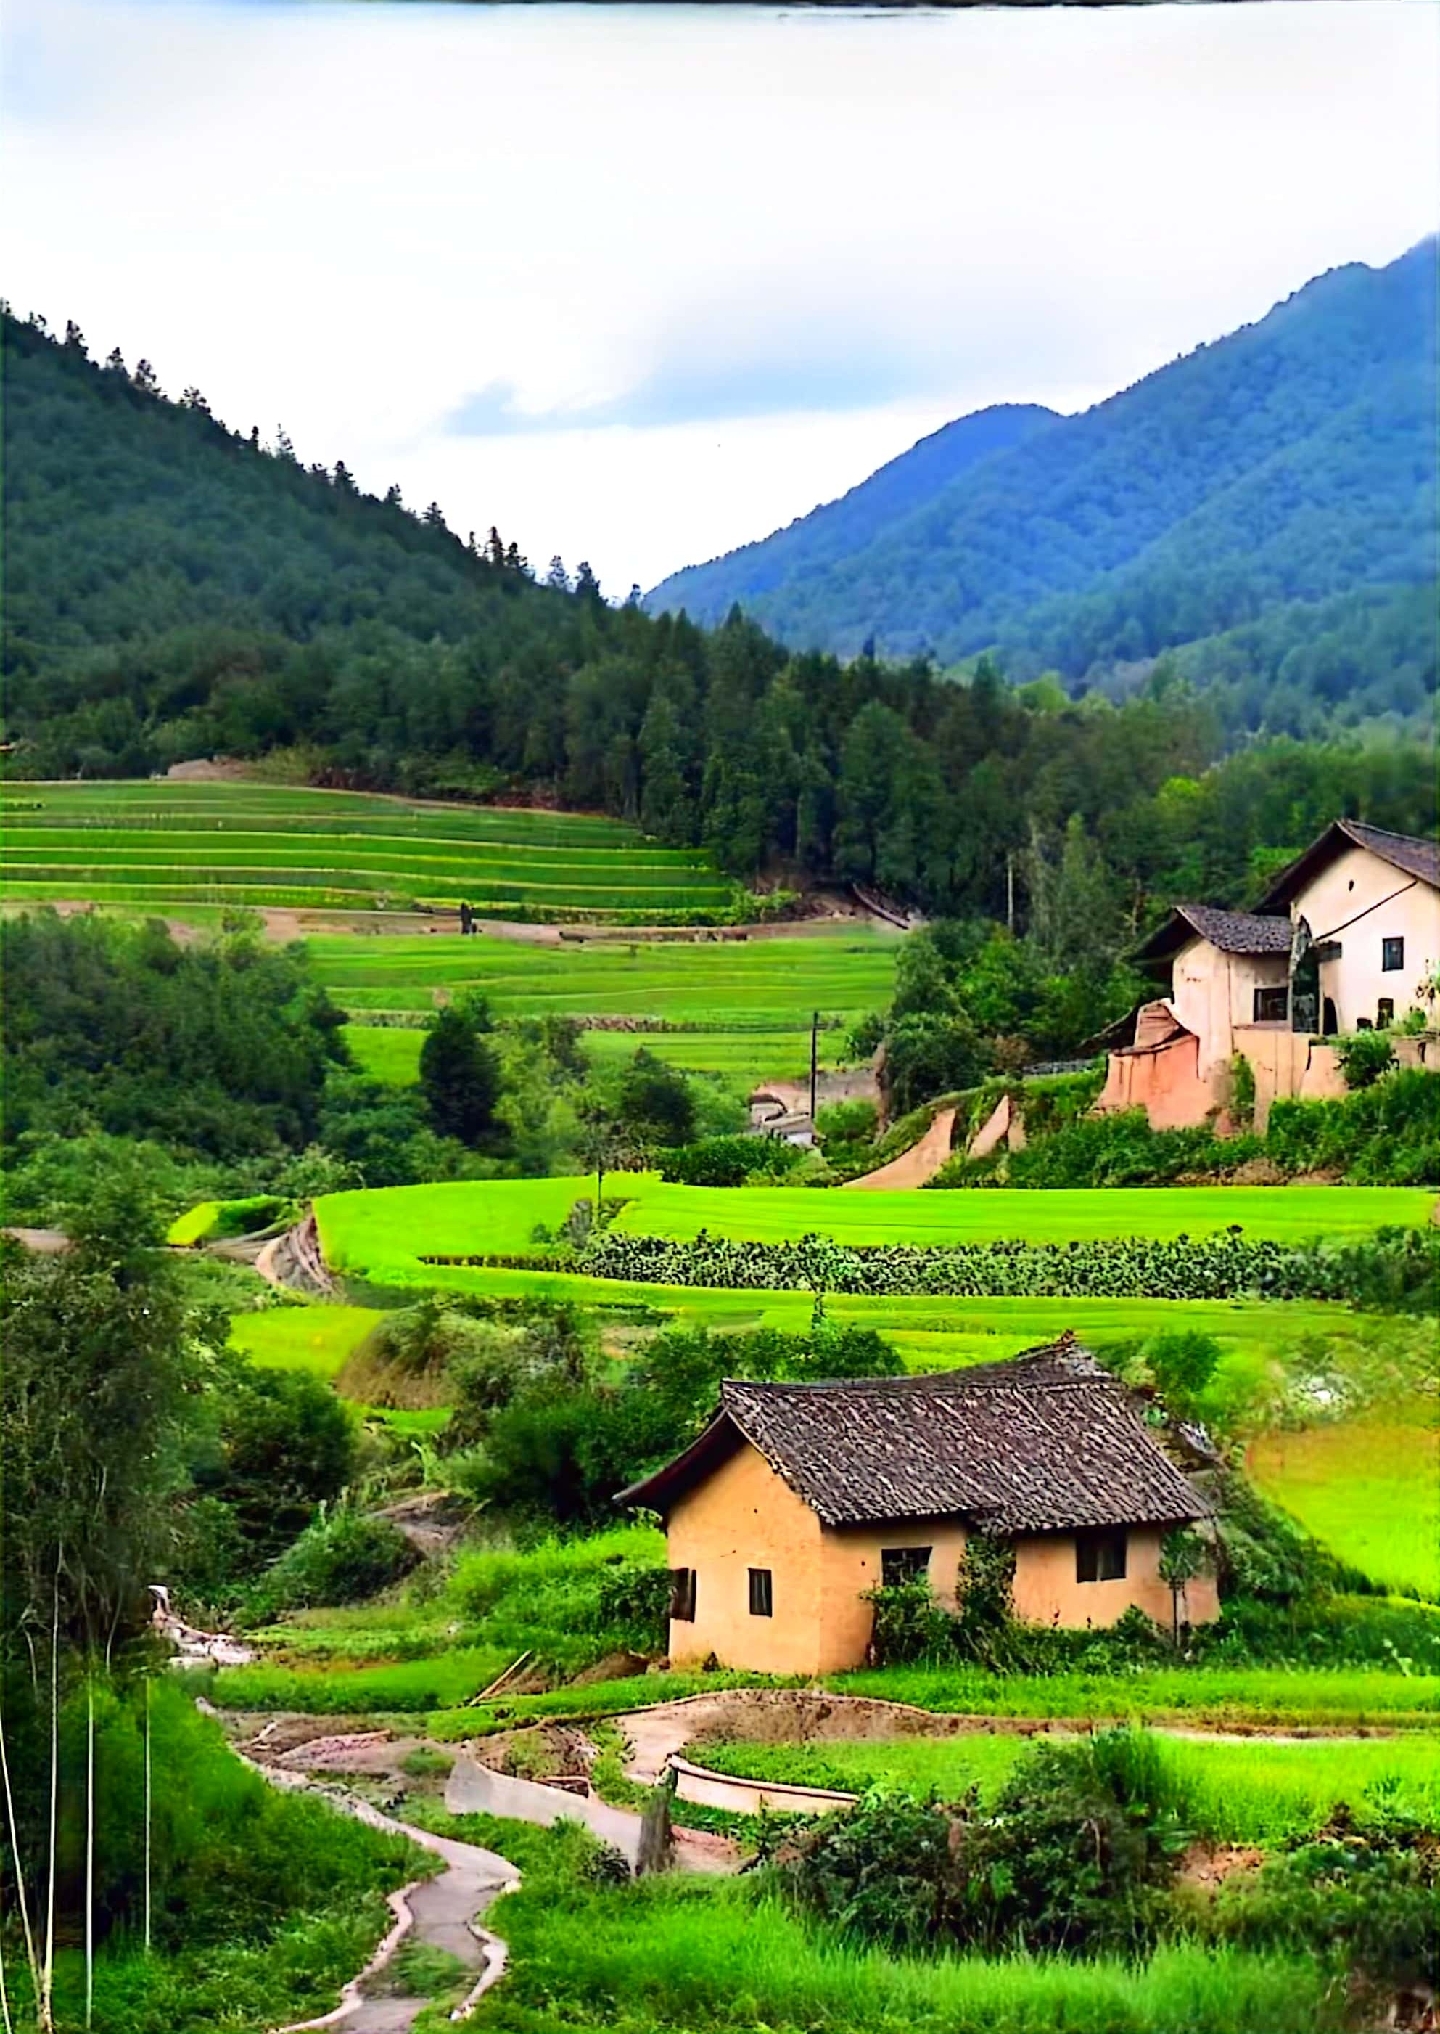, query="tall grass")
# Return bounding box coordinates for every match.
[691,1731,1440,1841]
[484,1868,1345,2034]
